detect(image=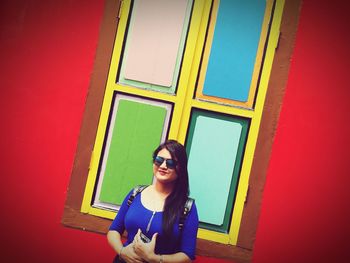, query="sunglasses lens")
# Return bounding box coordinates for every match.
[166,160,176,169]
[154,156,164,166]
[153,156,177,169]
